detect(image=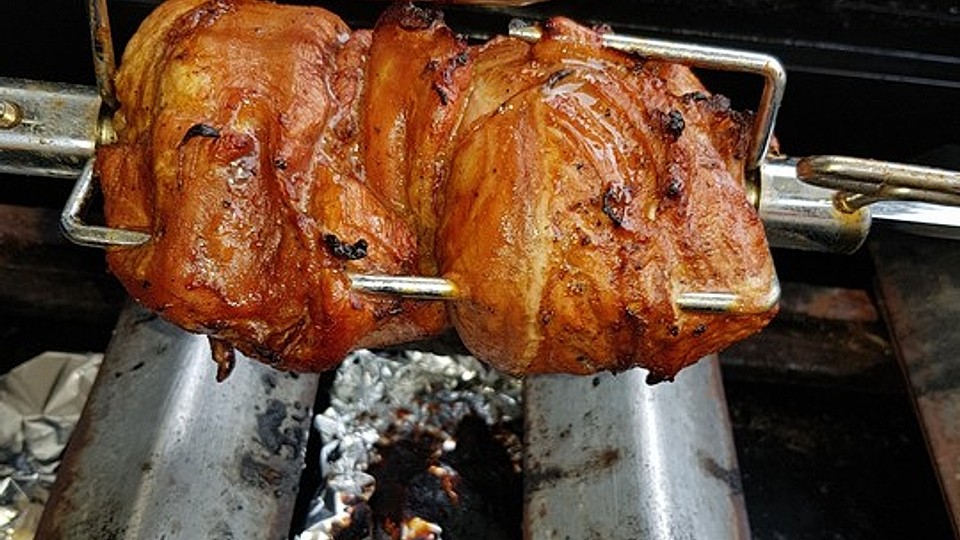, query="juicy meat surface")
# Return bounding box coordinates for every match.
[439,20,777,378]
[99,0,448,371]
[99,0,778,379]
